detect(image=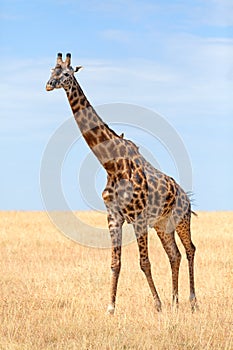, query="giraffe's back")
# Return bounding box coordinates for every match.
[143,160,190,228]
